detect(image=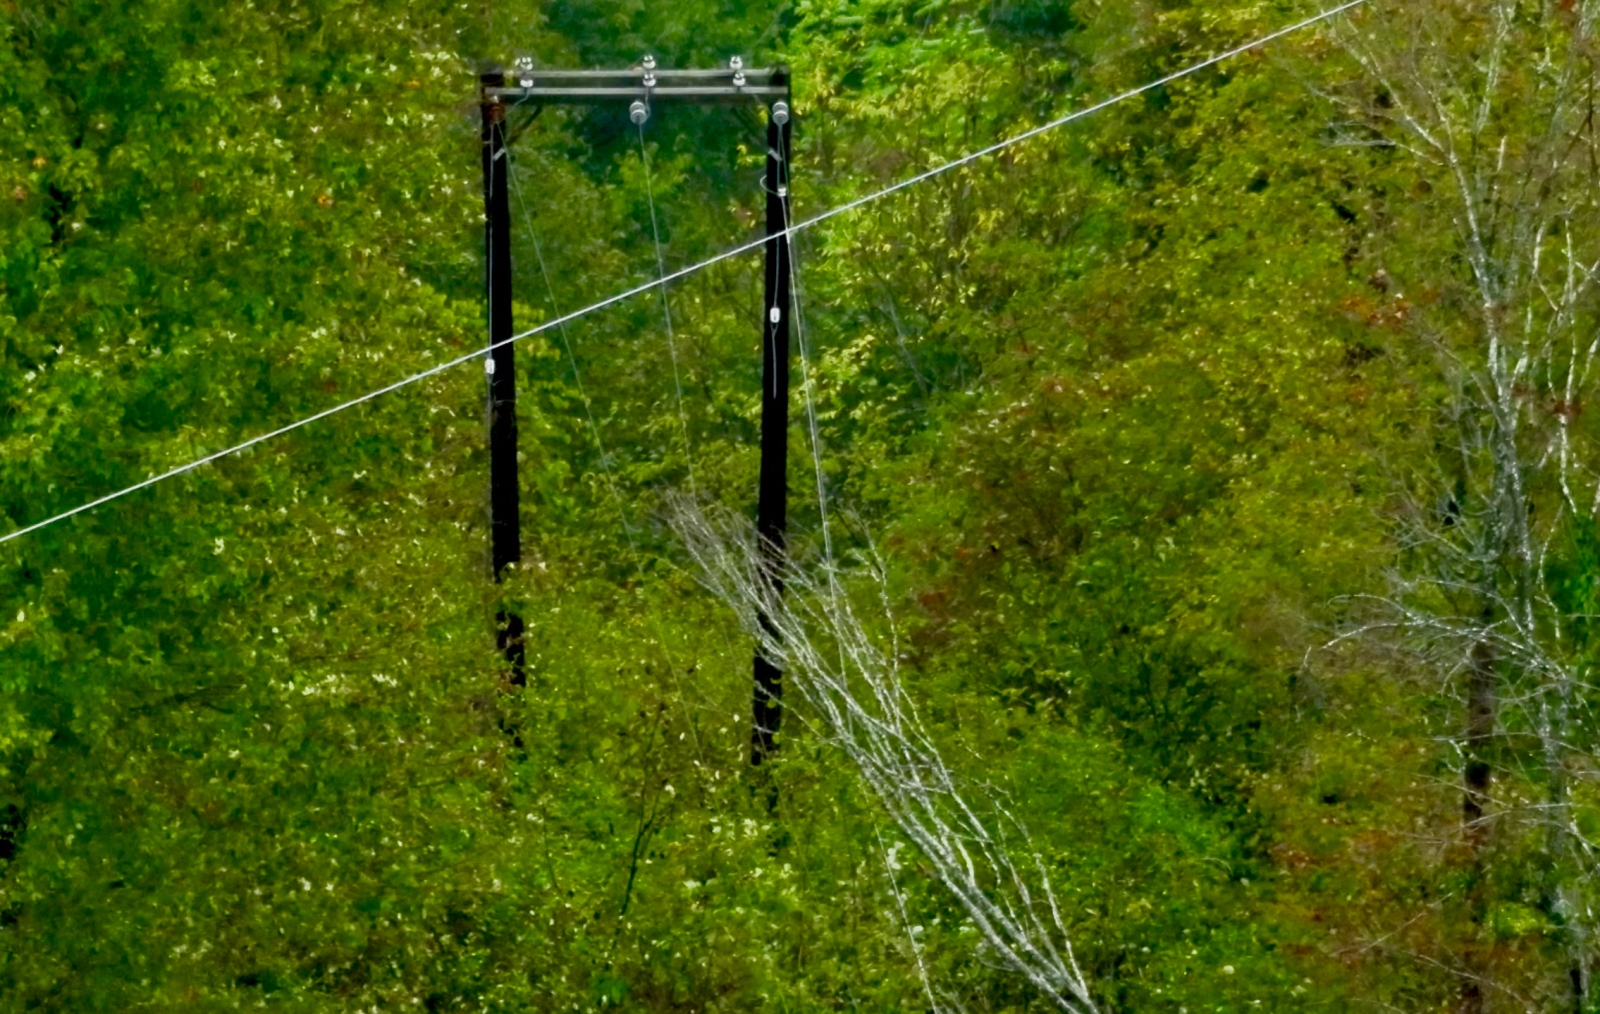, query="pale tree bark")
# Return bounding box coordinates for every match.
[1328,1,1600,1008]
[671,498,1098,1014]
